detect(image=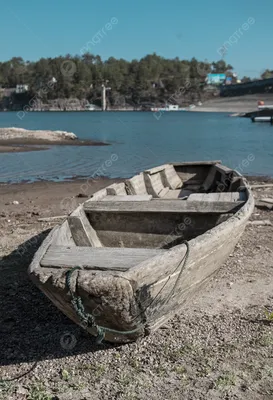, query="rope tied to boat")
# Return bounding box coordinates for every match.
[65,240,190,344]
[65,266,105,344]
